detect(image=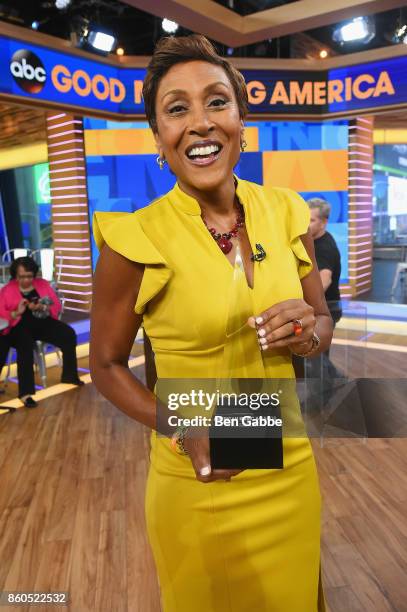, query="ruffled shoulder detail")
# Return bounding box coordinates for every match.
[92,211,172,315]
[93,211,165,264]
[274,187,313,280]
